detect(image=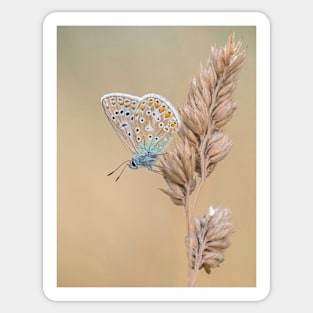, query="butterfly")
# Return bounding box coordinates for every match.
[101,93,181,180]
